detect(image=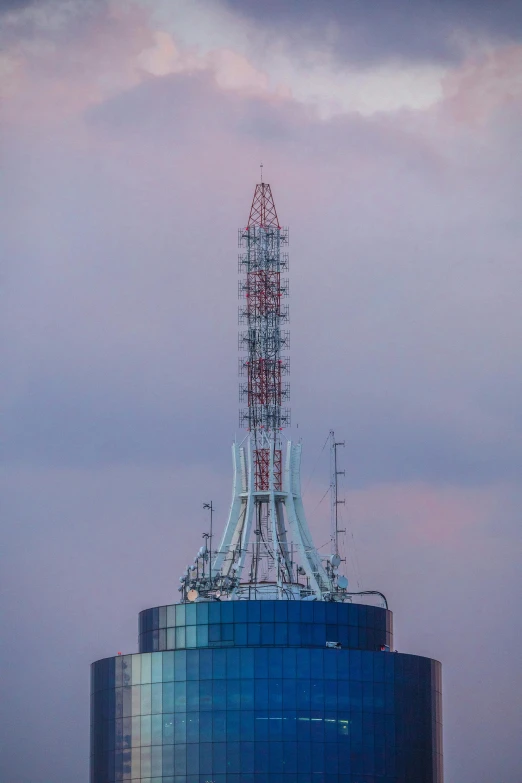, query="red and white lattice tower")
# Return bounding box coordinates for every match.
[238,183,290,492]
[182,180,336,601]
